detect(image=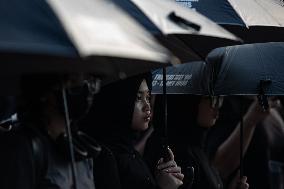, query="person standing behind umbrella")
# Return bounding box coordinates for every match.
[0,74,102,189]
[82,73,184,189]
[155,94,249,189]
[207,96,283,189]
